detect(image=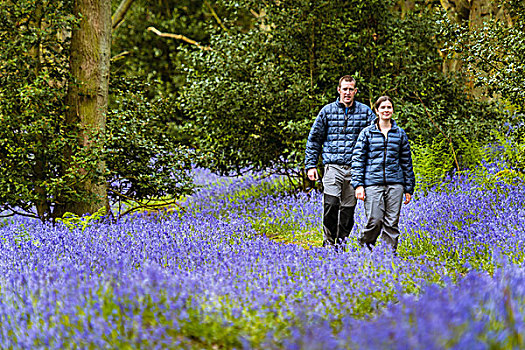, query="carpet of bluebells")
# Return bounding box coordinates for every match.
[1,163,525,349]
